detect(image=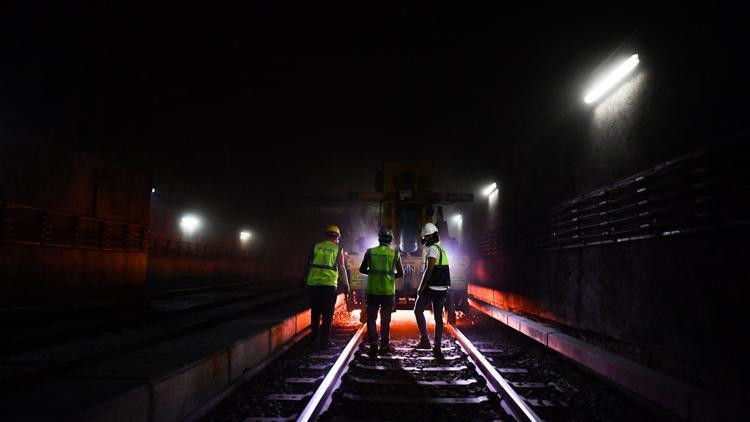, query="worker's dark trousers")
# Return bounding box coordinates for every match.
[414,289,448,345]
[366,294,395,346]
[309,285,337,345]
